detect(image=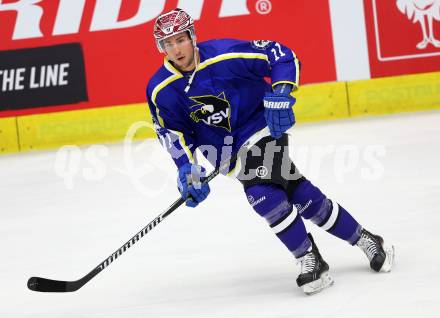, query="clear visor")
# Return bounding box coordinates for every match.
[156,28,196,53]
